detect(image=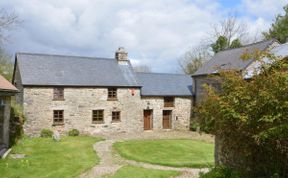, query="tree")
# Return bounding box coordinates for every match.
[0,48,13,81]
[179,45,211,74]
[197,52,288,177]
[263,5,288,44]
[210,16,246,53]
